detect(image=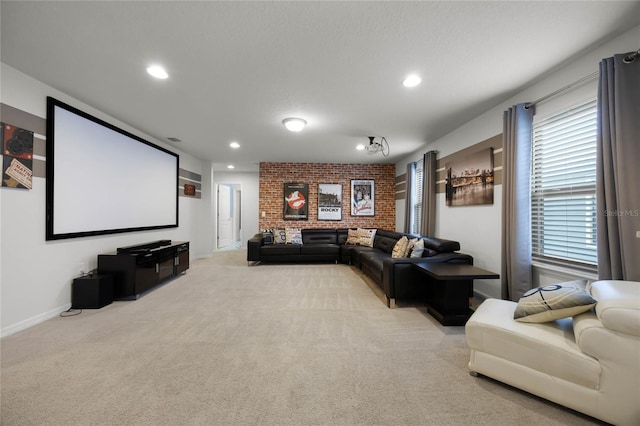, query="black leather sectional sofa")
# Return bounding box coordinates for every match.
[247,228,473,308]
